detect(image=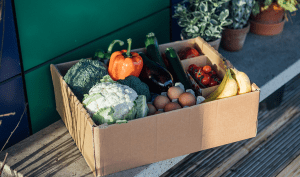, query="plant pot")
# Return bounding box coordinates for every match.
[221,23,250,52]
[250,2,286,36]
[250,18,285,36]
[180,32,221,51]
[250,2,285,24]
